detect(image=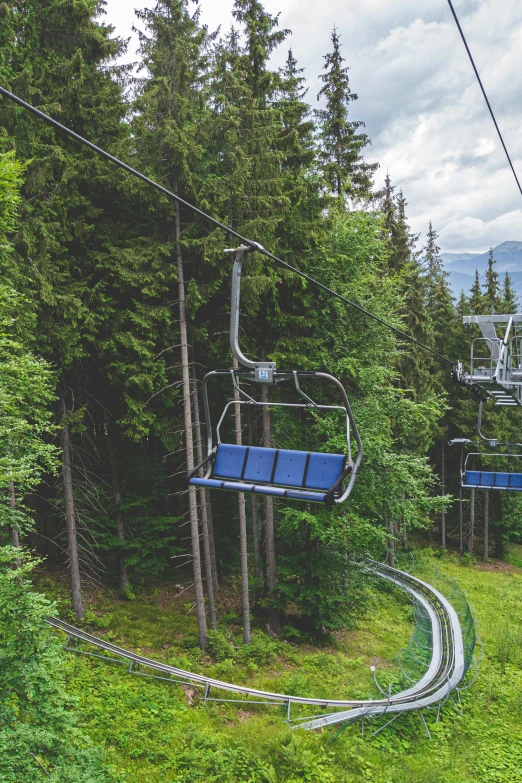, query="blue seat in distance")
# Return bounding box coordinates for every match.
[189,443,348,504]
[463,469,522,491]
